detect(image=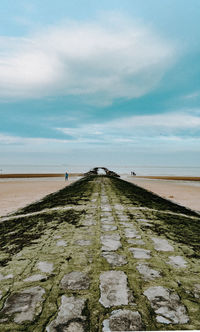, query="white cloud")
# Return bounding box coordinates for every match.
[183,91,200,100]
[0,133,103,146]
[0,15,175,103]
[57,110,200,140]
[0,134,72,145]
